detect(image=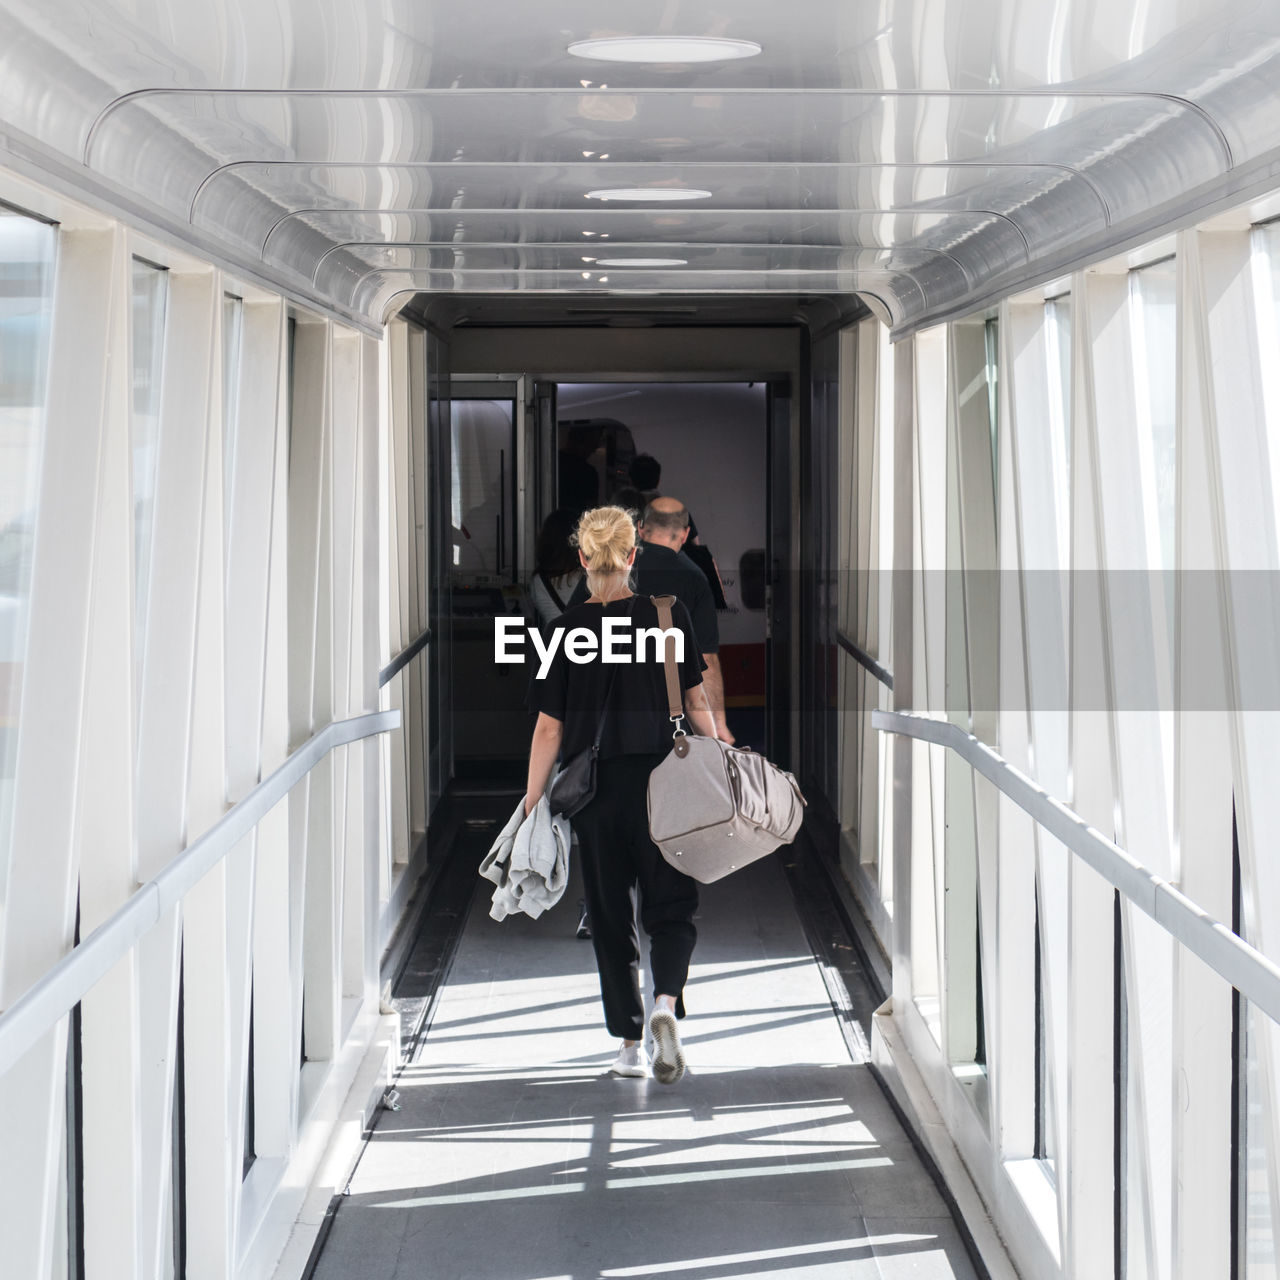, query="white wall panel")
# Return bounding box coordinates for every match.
[75,223,142,1279]
[0,167,409,1280]
[0,223,125,1280]
[133,265,218,1280]
[1088,265,1175,1280]
[993,299,1037,1168]
[858,197,1280,1280]
[1169,230,1234,1280]
[1195,225,1280,1280]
